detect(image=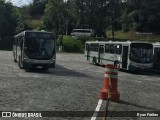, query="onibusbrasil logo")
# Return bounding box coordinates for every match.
[2,112,42,118]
